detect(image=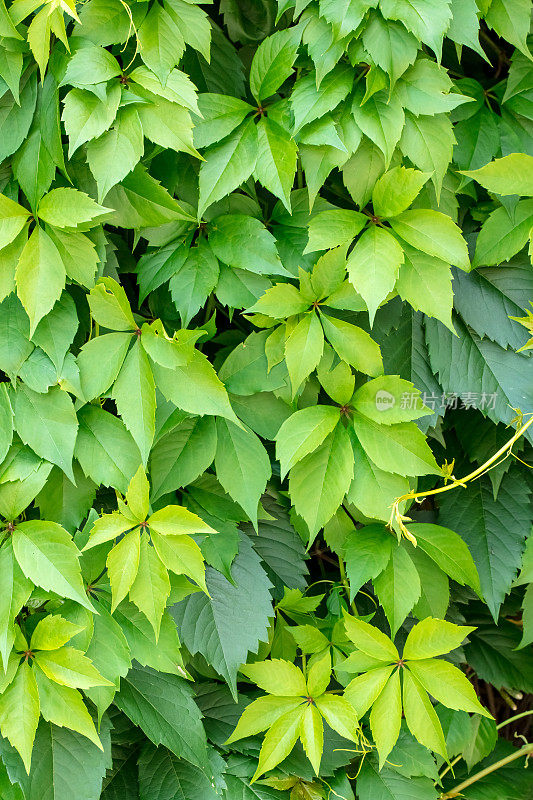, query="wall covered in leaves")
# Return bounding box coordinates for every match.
[0,0,532,797]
